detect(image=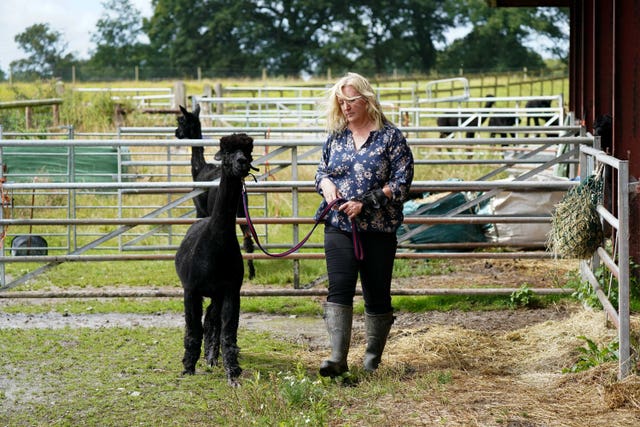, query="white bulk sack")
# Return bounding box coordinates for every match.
[487,173,570,245]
